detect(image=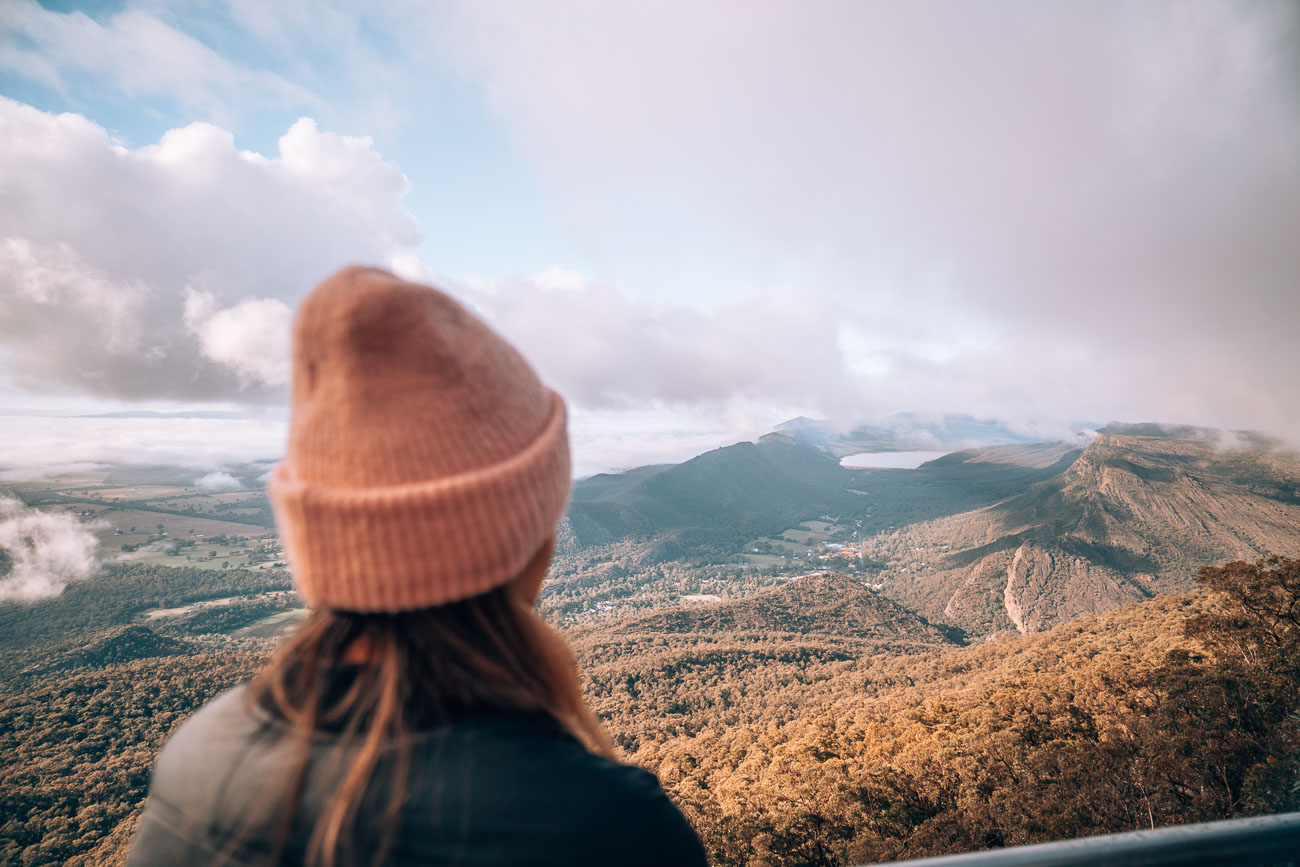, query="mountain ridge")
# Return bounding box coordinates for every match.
[874,431,1300,633]
[564,435,1083,549]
